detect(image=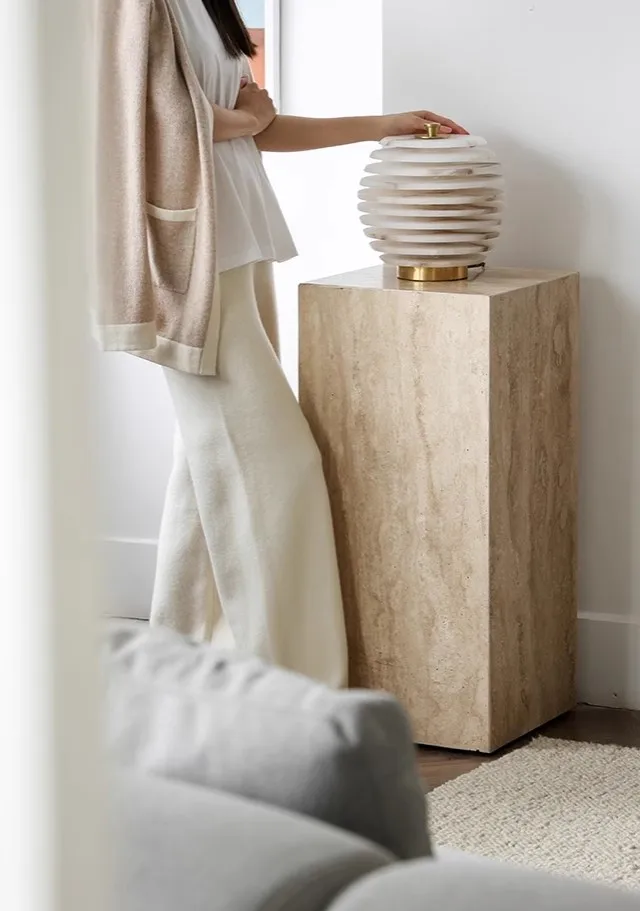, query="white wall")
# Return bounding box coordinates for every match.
[93,354,174,619]
[265,0,382,386]
[95,0,382,619]
[384,0,640,708]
